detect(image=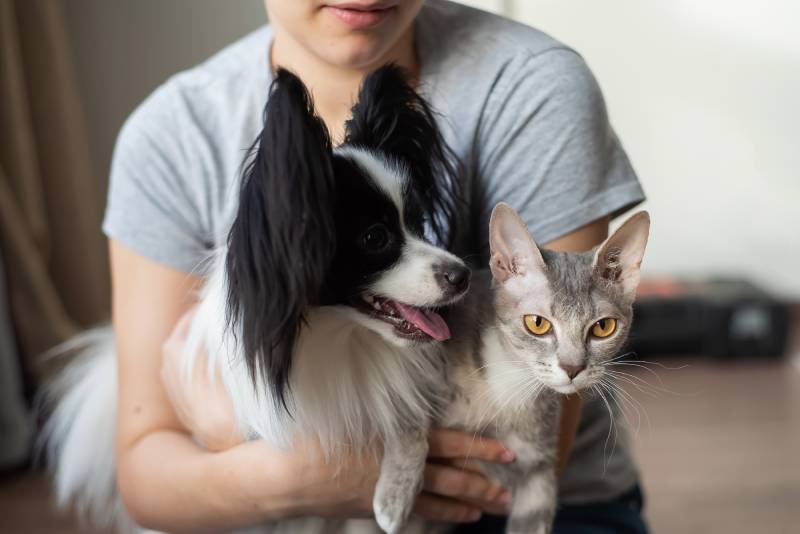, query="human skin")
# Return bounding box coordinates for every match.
[264,0,423,142]
[113,1,598,530]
